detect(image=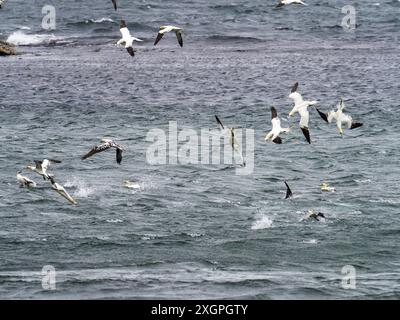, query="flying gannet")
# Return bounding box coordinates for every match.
[215,115,246,166]
[321,182,336,192]
[154,26,184,47]
[265,106,290,144]
[82,139,124,164]
[26,159,61,180]
[301,210,326,222]
[284,181,293,199]
[276,0,308,8]
[118,20,143,57]
[17,171,37,188]
[316,99,363,136]
[49,177,77,205]
[288,82,318,144]
[0,0,5,9]
[111,0,117,11]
